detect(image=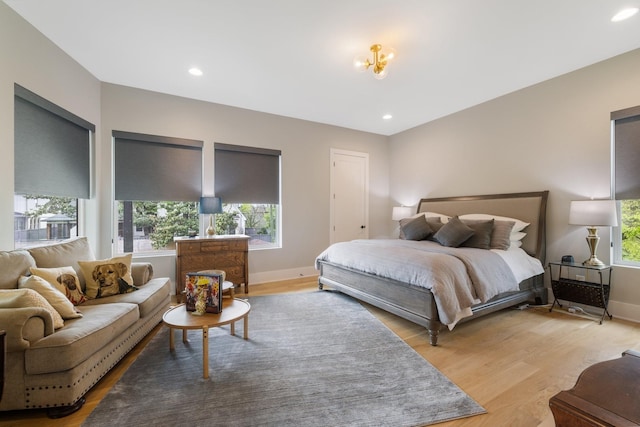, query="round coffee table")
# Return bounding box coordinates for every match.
[162,298,251,379]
